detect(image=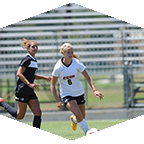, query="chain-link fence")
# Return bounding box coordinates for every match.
[0,73,124,112]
